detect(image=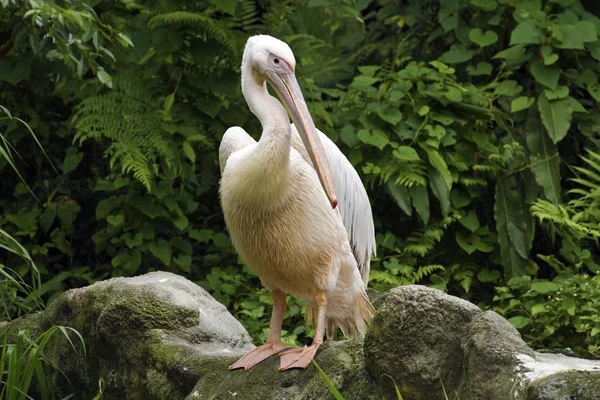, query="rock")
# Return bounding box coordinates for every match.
[0,272,254,399]
[2,277,600,399]
[364,285,534,399]
[523,353,600,400]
